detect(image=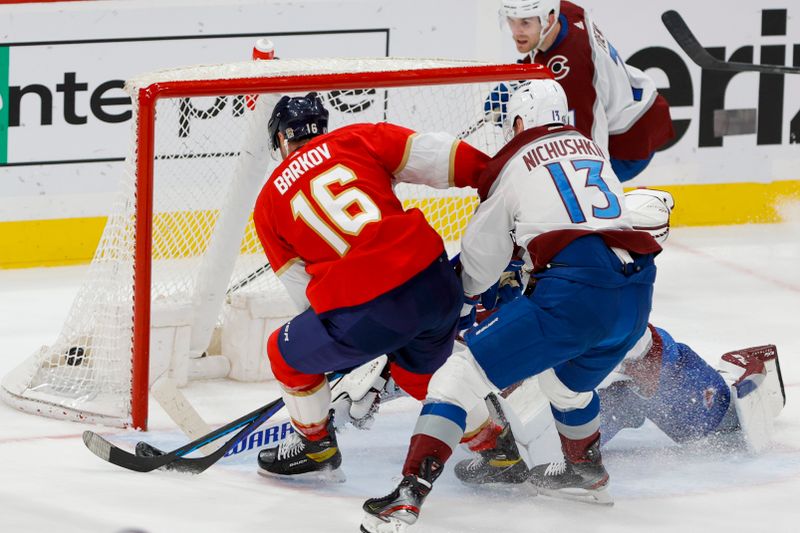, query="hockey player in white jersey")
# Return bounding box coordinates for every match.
[360,79,662,532]
[488,0,675,182]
